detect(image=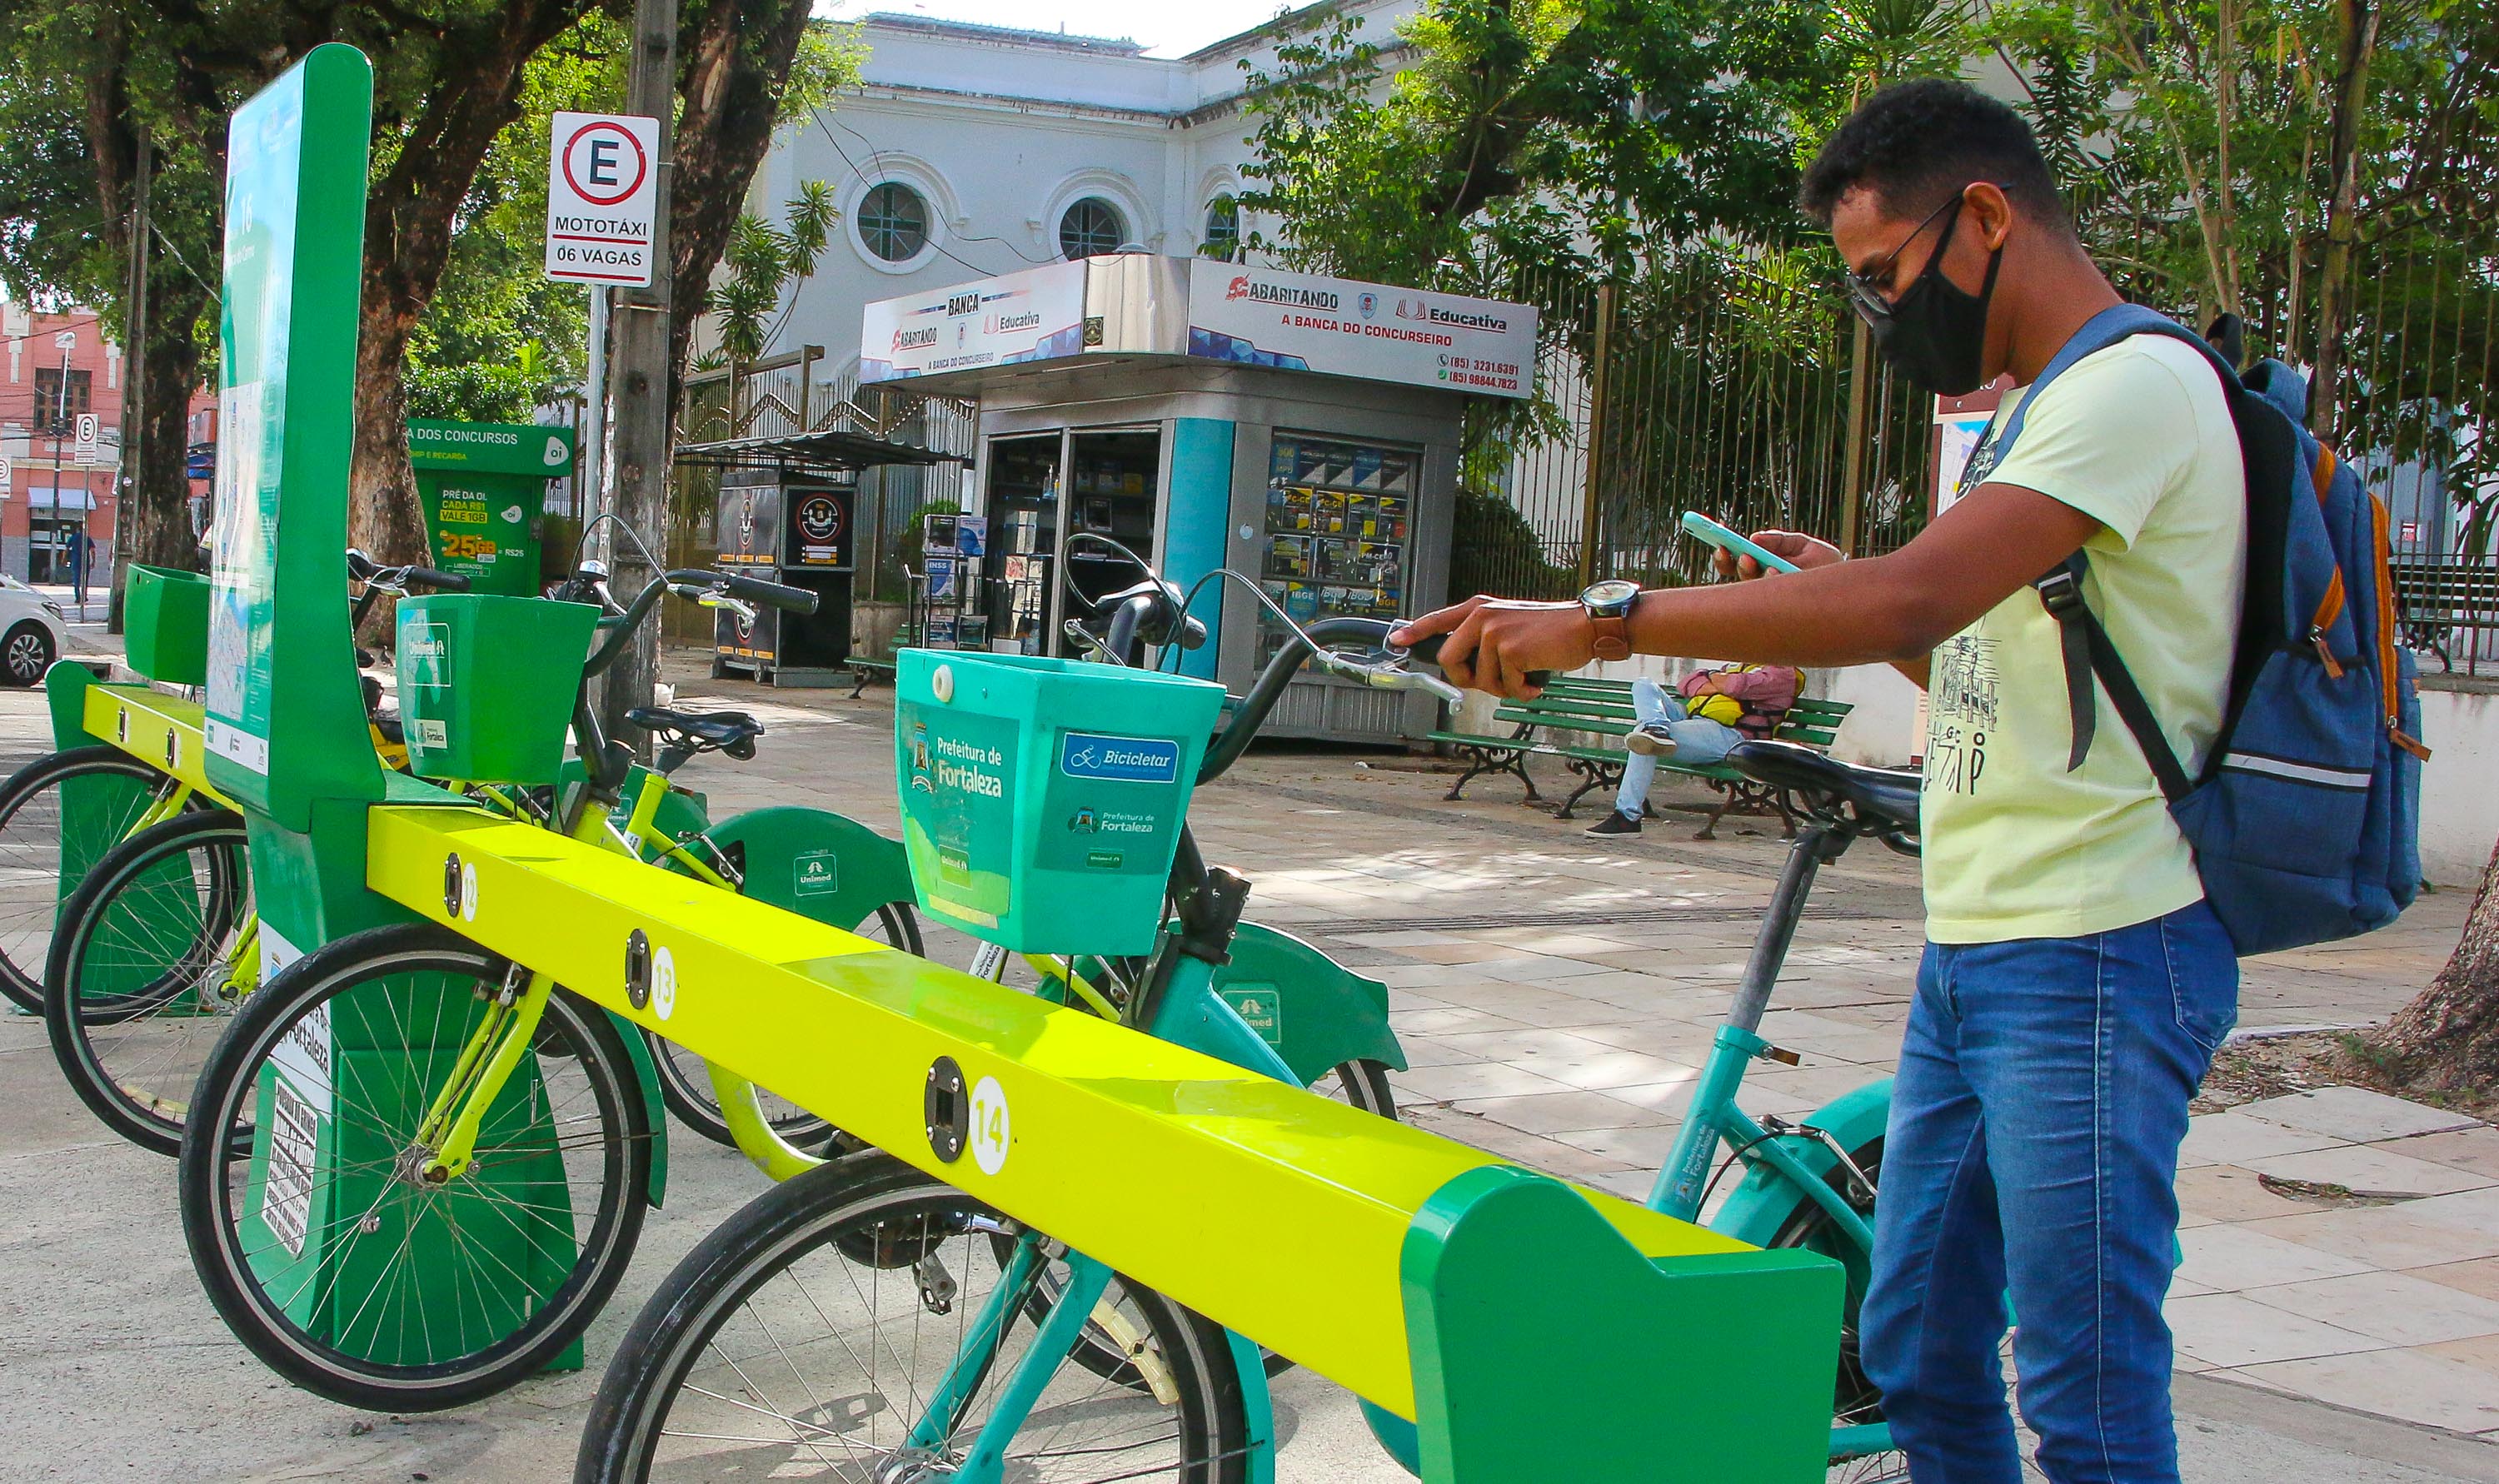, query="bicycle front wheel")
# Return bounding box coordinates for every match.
[44,808,253,1154]
[576,1154,1250,1483]
[0,745,182,1014]
[179,922,651,1412]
